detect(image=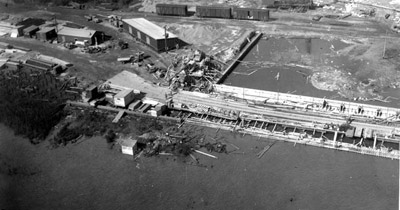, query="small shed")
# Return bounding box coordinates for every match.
[57,27,103,45]
[10,26,24,38]
[121,138,137,155]
[0,59,7,70]
[114,89,135,107]
[23,25,39,38]
[36,27,57,41]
